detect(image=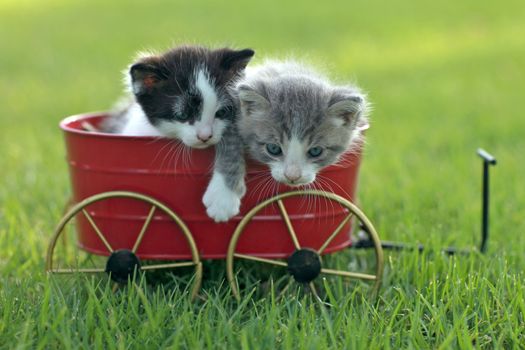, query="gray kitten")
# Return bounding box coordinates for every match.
[235,60,368,187]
